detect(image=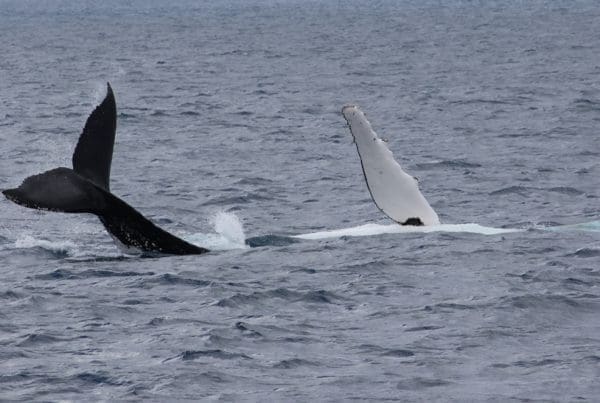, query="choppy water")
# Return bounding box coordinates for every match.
[1,0,599,401]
